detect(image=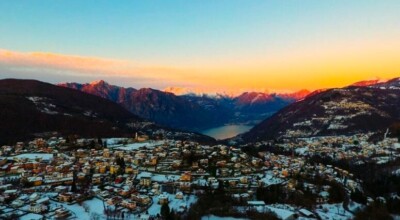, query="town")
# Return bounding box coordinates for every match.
[1,132,399,220]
